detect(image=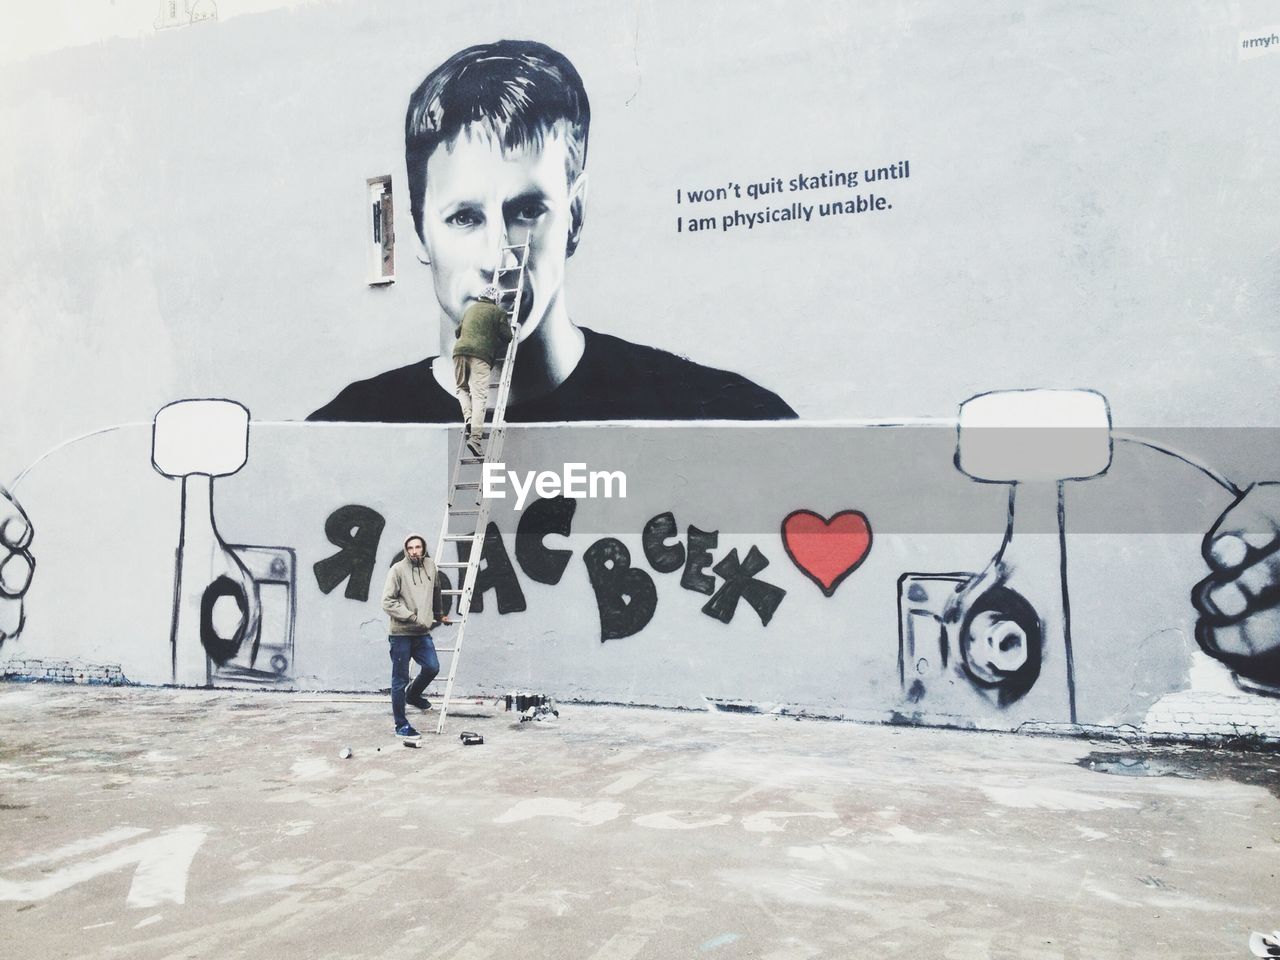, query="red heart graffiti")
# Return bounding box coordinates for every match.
[781,510,873,597]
